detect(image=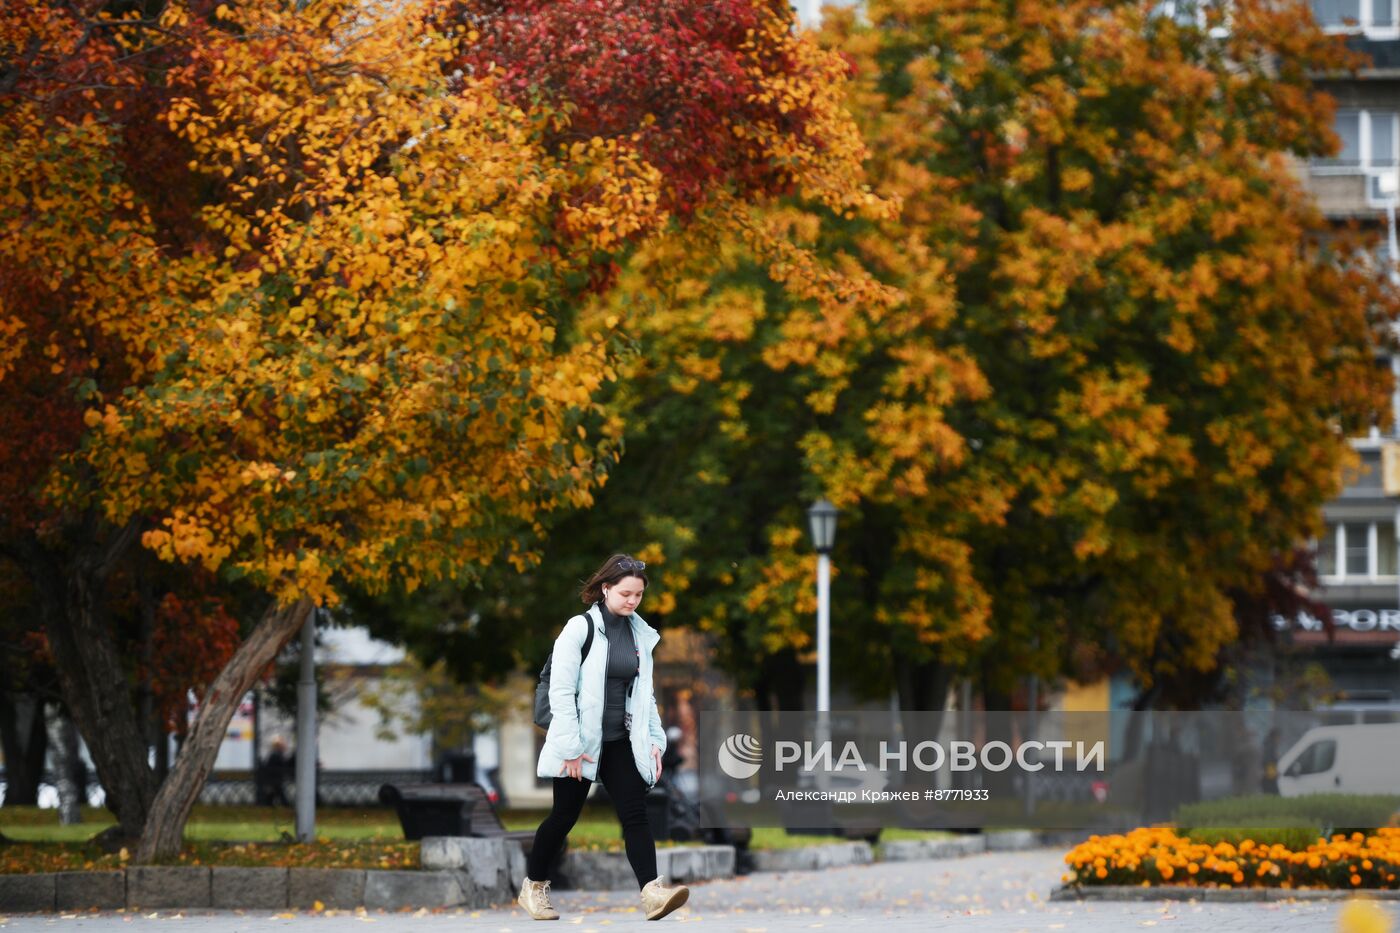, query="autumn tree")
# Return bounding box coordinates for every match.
[403,0,1398,720]
[0,0,880,859]
[814,0,1395,705]
[823,0,1397,702]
